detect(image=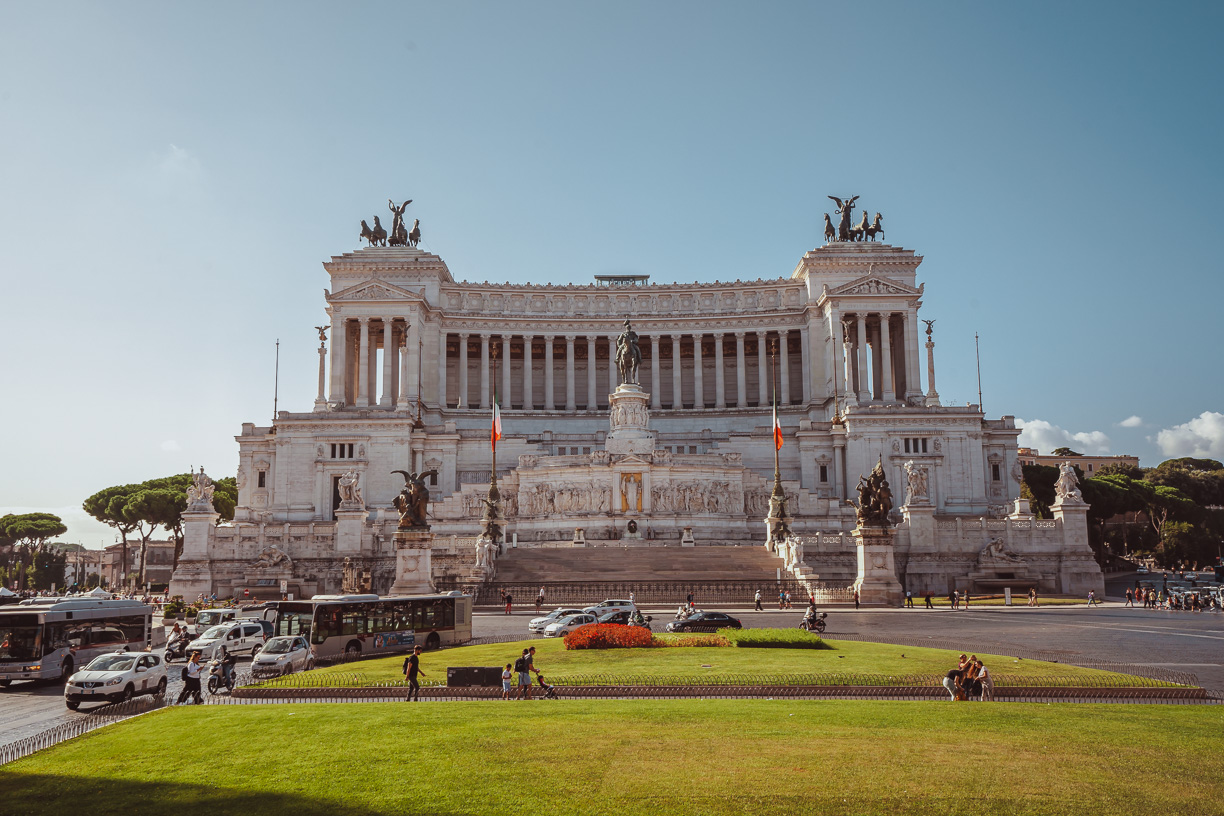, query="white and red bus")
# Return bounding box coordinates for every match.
[0,598,152,687]
[269,592,473,660]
